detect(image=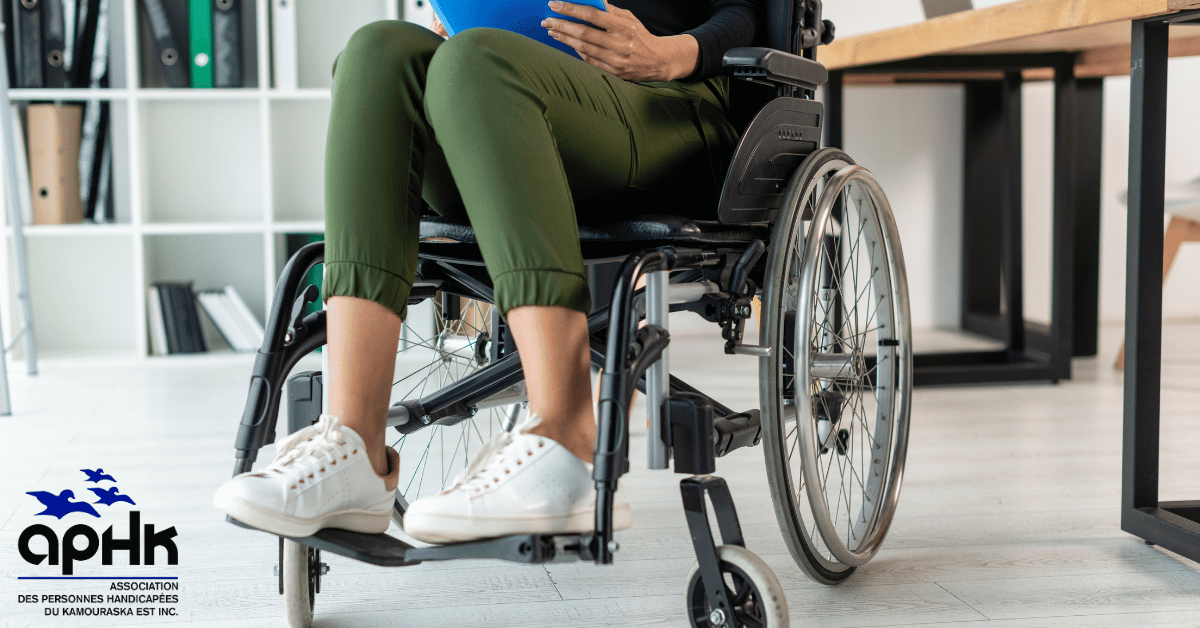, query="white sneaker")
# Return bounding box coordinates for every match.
[402,414,632,544]
[214,415,399,537]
